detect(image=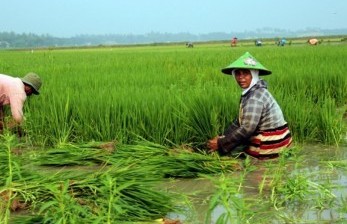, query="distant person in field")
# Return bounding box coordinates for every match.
[255,39,262,46]
[0,72,42,134]
[231,37,238,47]
[308,38,319,45]
[207,52,292,160]
[186,42,194,48]
[277,38,286,46]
